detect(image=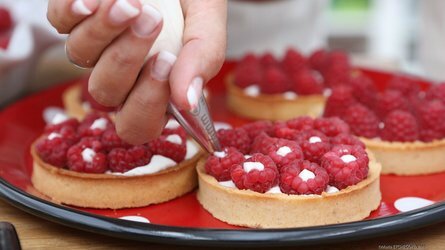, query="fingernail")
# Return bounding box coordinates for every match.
[109,0,140,25]
[187,77,203,110]
[132,4,162,37]
[151,51,177,81]
[72,0,97,15]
